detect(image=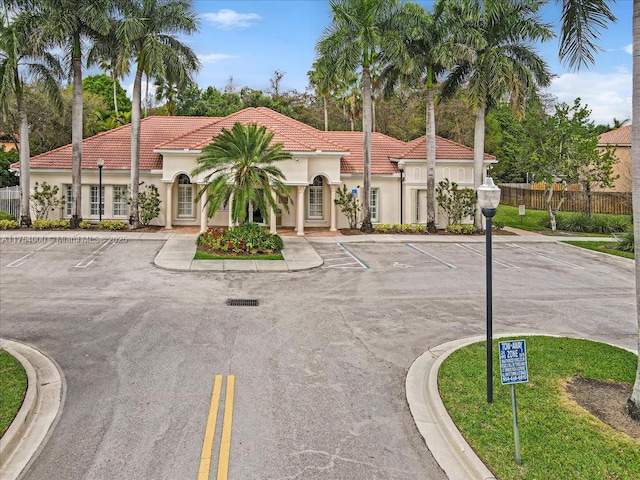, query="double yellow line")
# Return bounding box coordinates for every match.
[198,375,236,480]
